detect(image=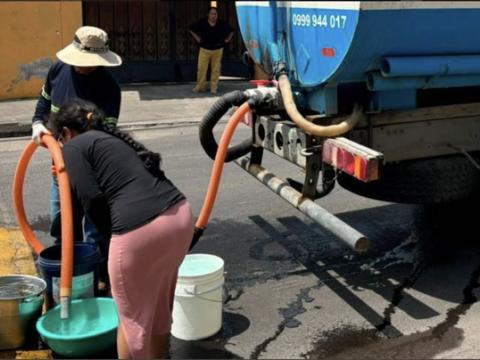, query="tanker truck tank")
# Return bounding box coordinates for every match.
[236,1,480,115]
[196,1,480,252]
